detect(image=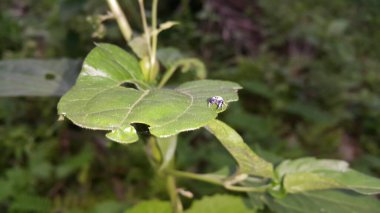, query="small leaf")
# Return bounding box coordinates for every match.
[129,36,149,59]
[126,200,171,213]
[151,21,179,36]
[58,43,241,143]
[206,119,273,178]
[264,190,380,213]
[185,194,252,213]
